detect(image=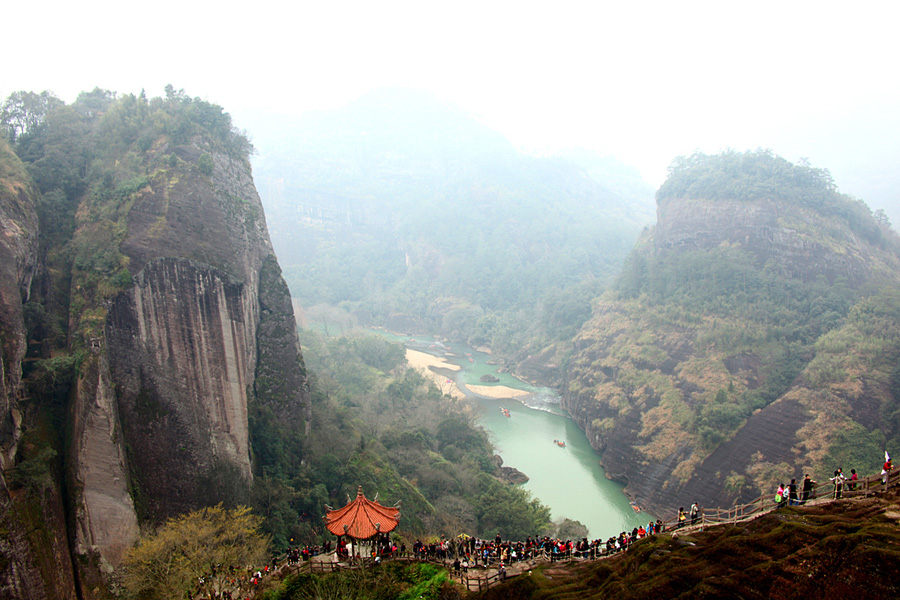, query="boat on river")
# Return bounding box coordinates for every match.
[500,407,511,417]
[554,439,566,448]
